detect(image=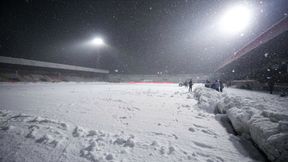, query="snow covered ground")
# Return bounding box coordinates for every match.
[0,82,268,162]
[194,85,288,162]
